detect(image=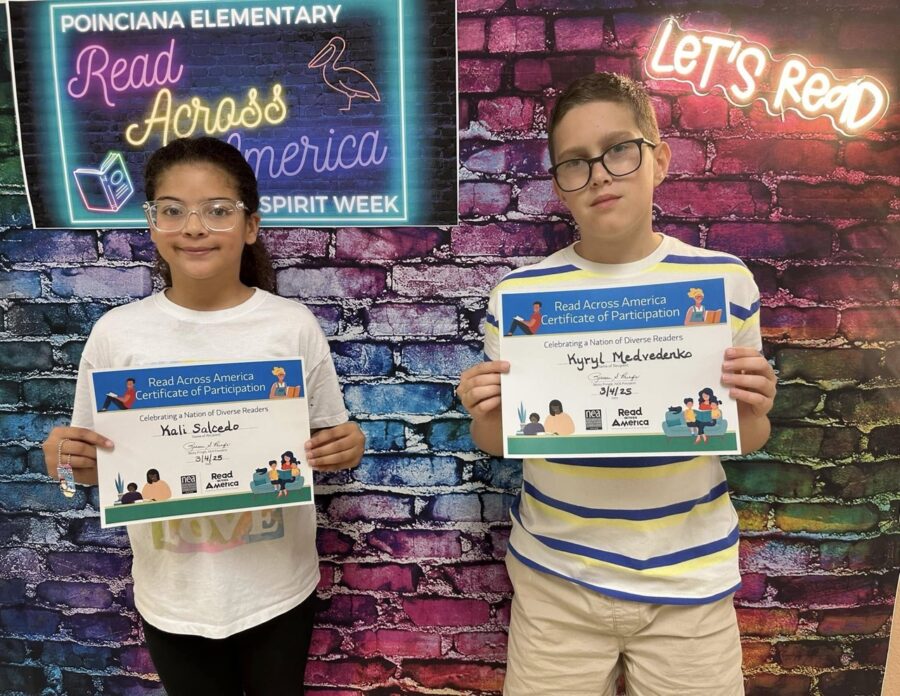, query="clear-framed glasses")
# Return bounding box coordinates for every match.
[143,199,248,233]
[549,138,657,192]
